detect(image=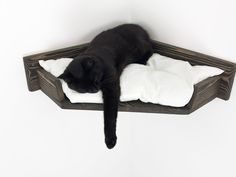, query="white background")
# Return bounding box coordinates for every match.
[0,0,236,177]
